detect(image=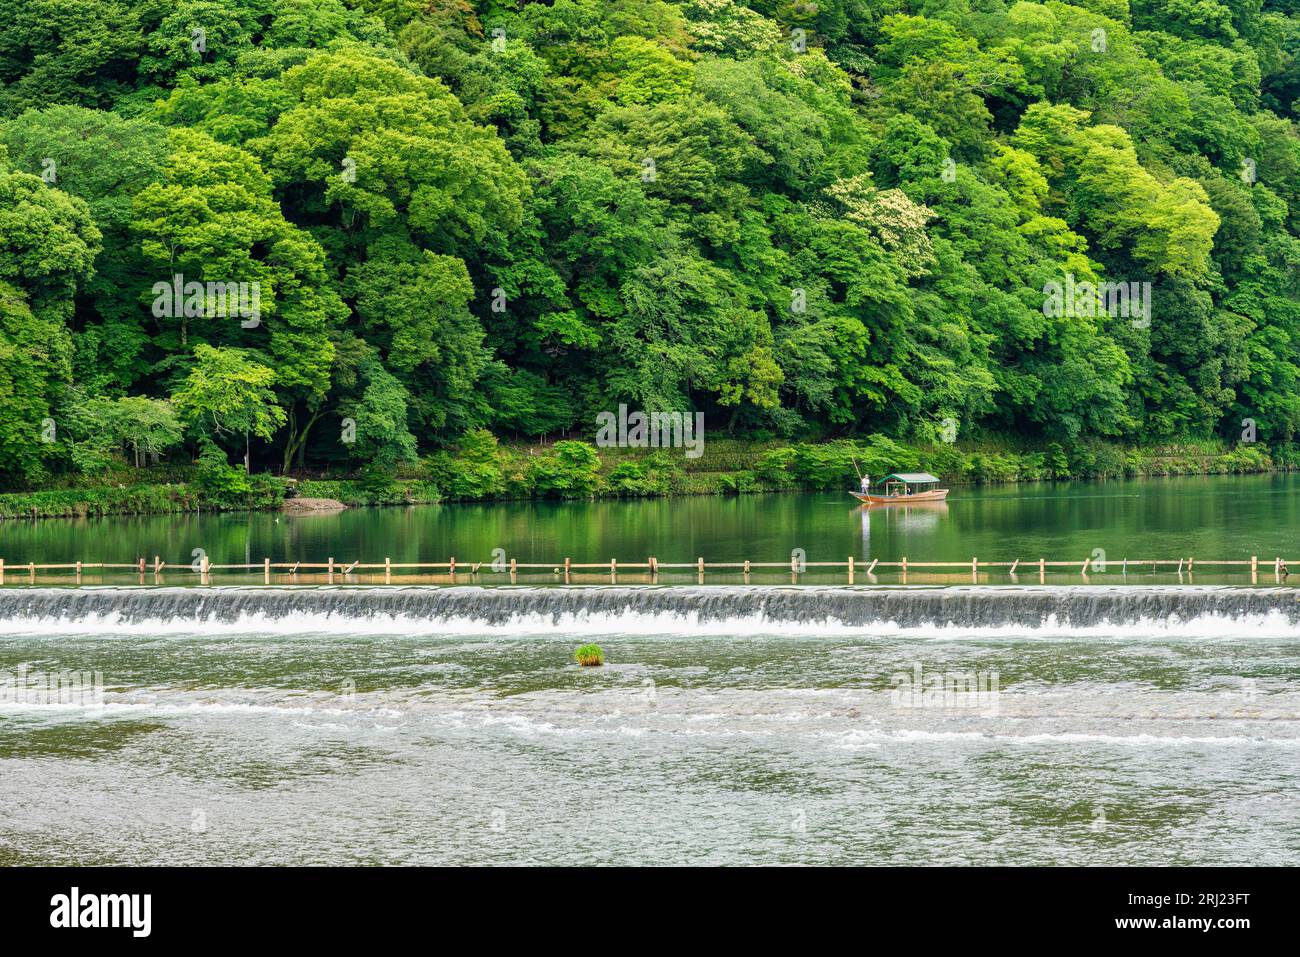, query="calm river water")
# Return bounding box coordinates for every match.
[2,473,1300,585]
